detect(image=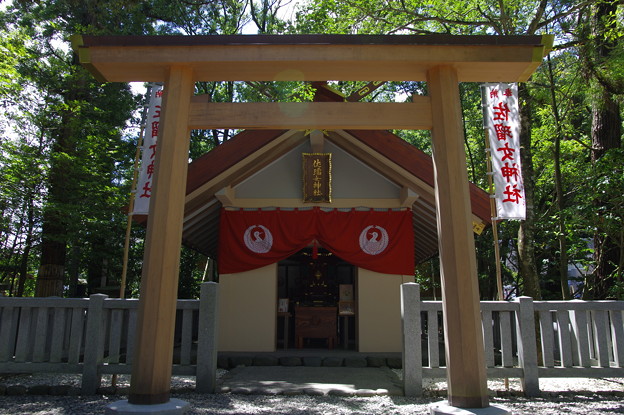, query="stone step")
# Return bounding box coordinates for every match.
[217,352,403,370]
